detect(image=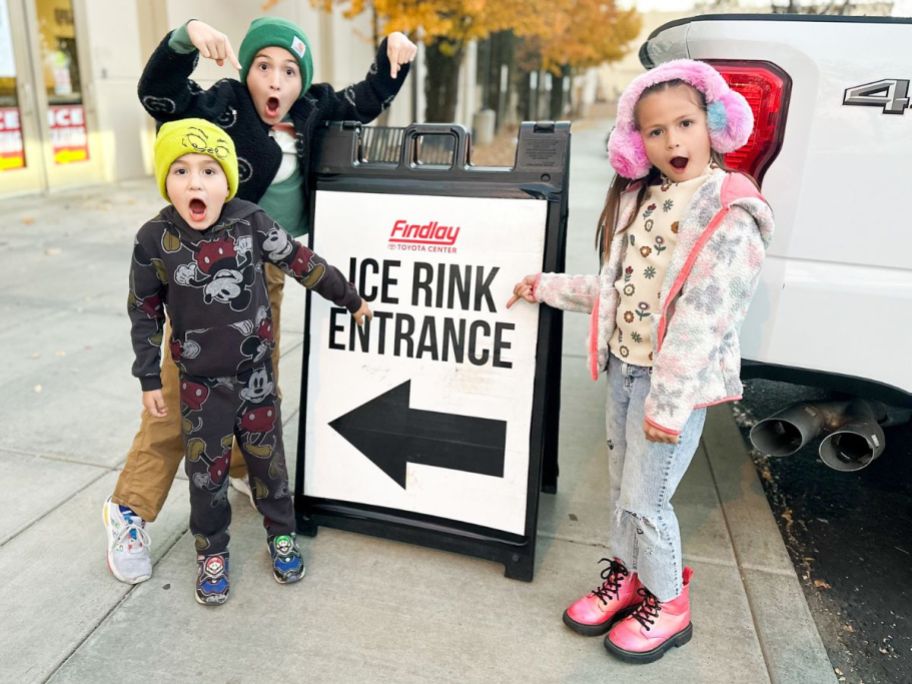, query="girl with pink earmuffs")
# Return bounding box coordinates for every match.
[507,60,775,663]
